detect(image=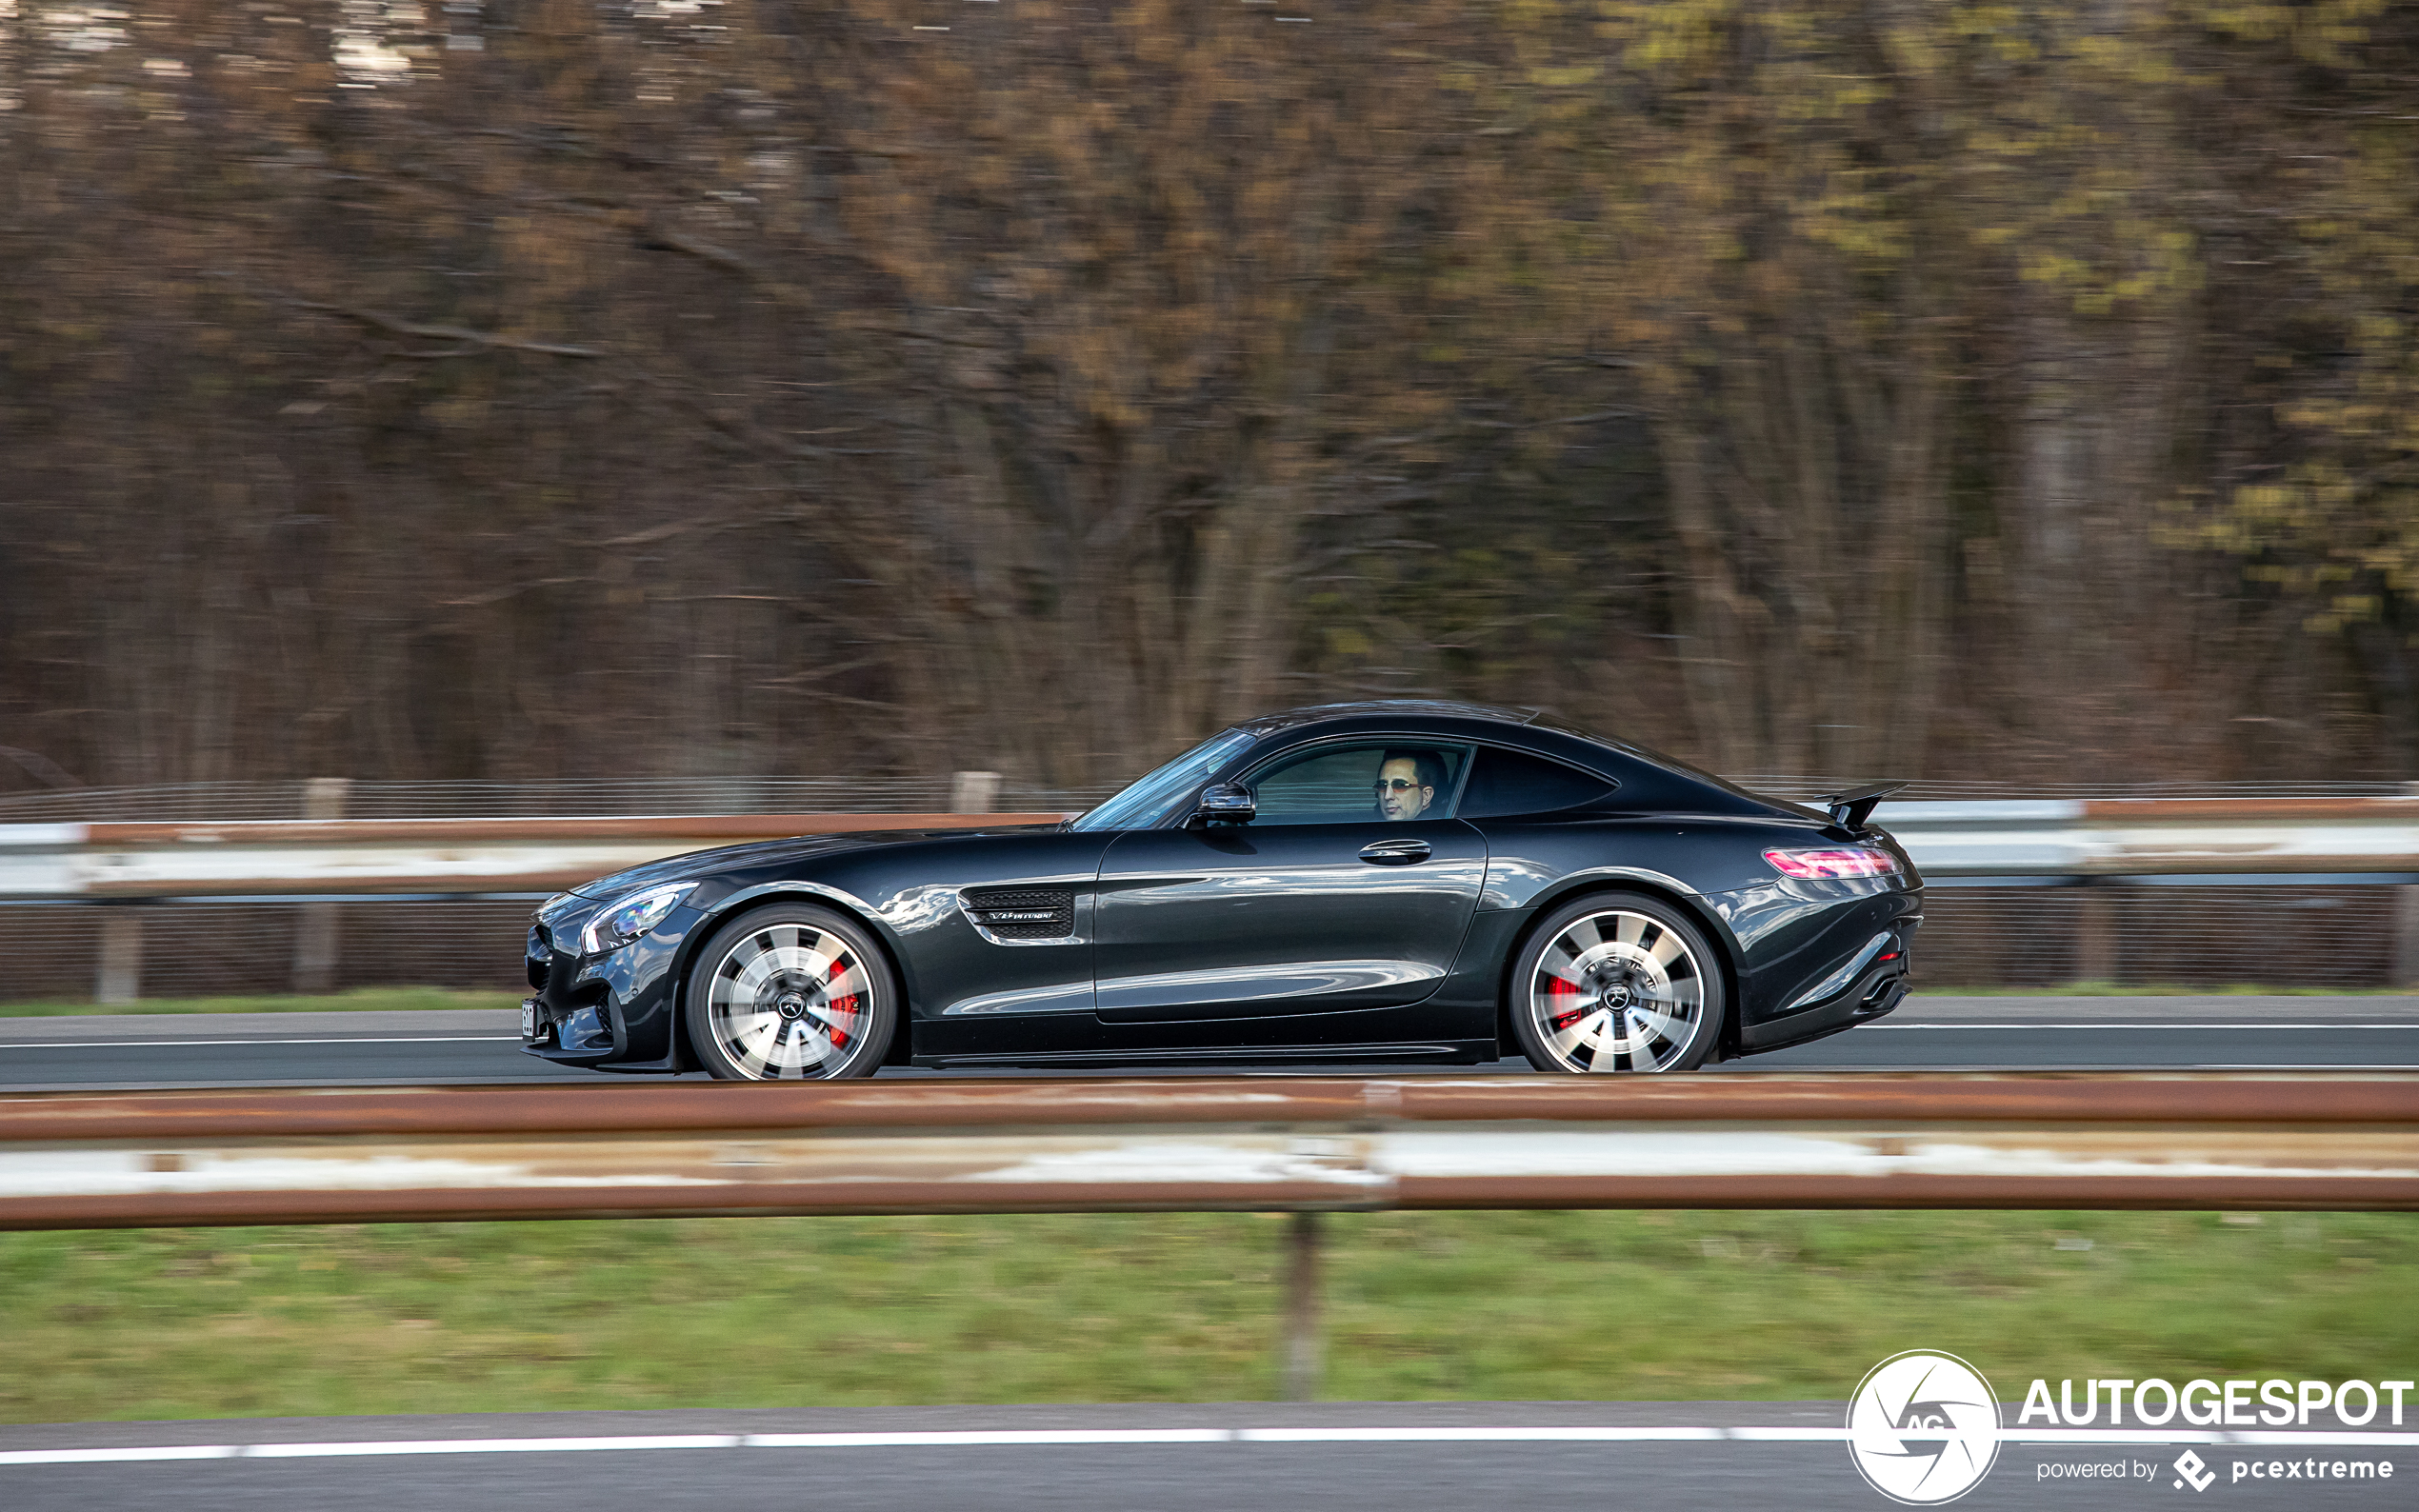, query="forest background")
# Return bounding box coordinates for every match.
[4,0,2417,796]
